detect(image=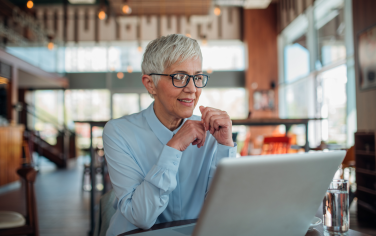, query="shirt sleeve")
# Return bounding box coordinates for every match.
[206,142,237,195]
[103,122,182,230]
